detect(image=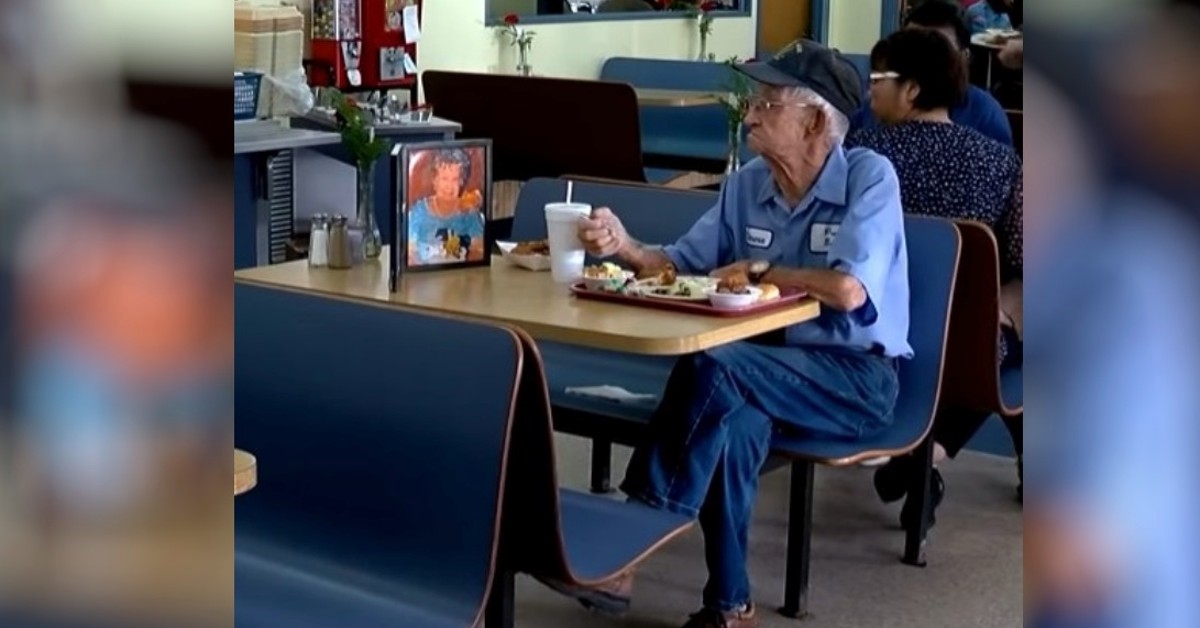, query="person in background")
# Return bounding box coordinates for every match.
[999,38,1023,68]
[850,0,1013,146]
[966,0,1014,34]
[846,28,1022,527]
